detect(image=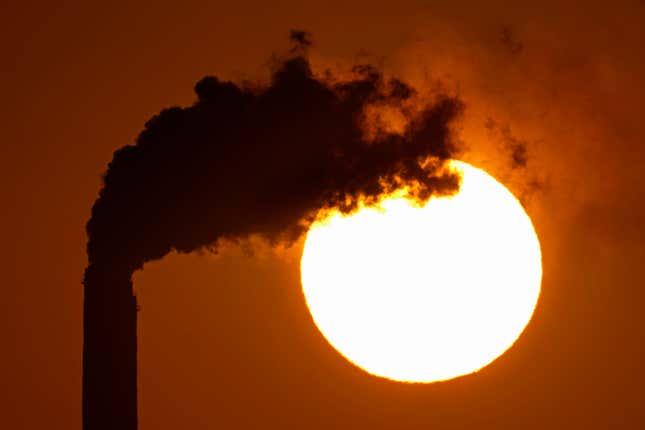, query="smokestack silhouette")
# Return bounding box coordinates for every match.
[82,32,463,430]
